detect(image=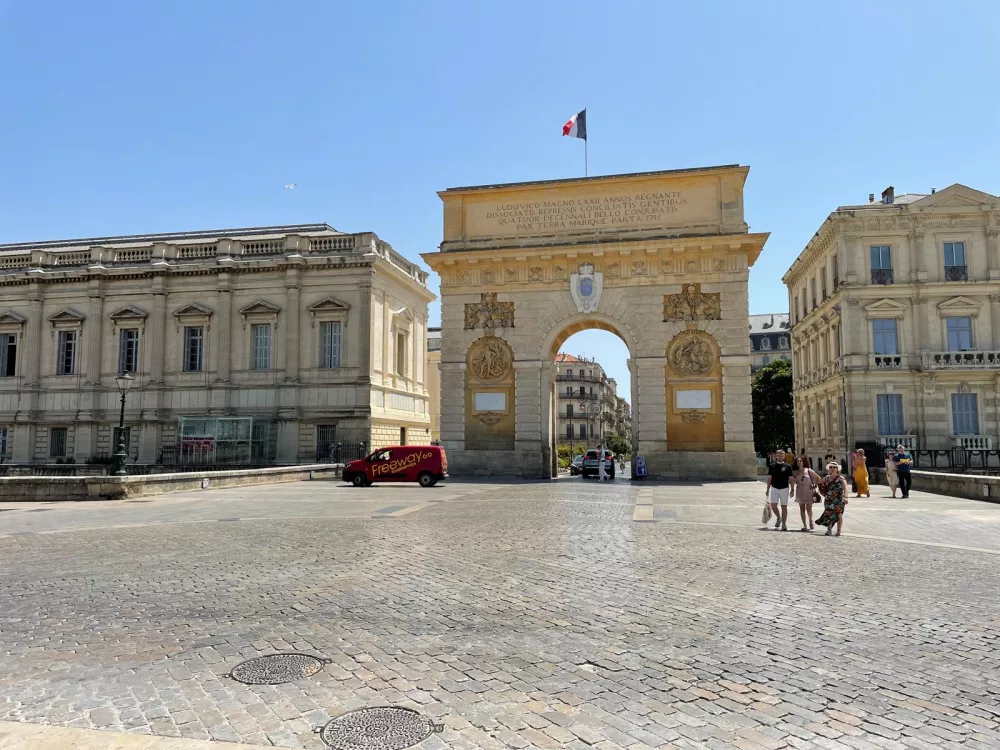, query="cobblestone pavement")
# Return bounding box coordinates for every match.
[1,477,999,749]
